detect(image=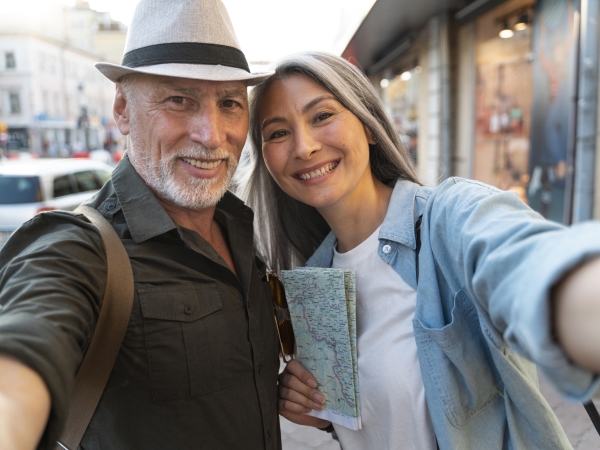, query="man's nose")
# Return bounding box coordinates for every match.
[188,107,226,150]
[293,125,321,160]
